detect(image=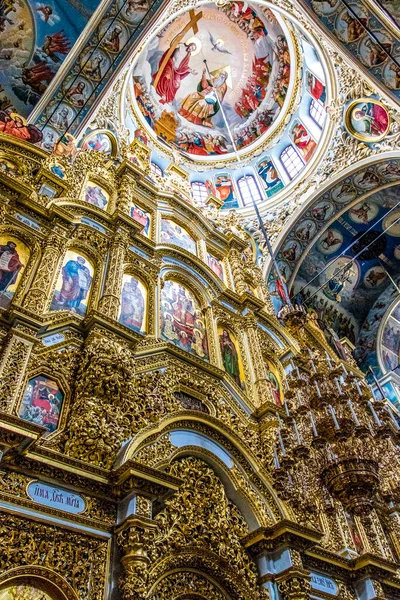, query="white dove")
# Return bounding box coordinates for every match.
[208,32,232,54]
